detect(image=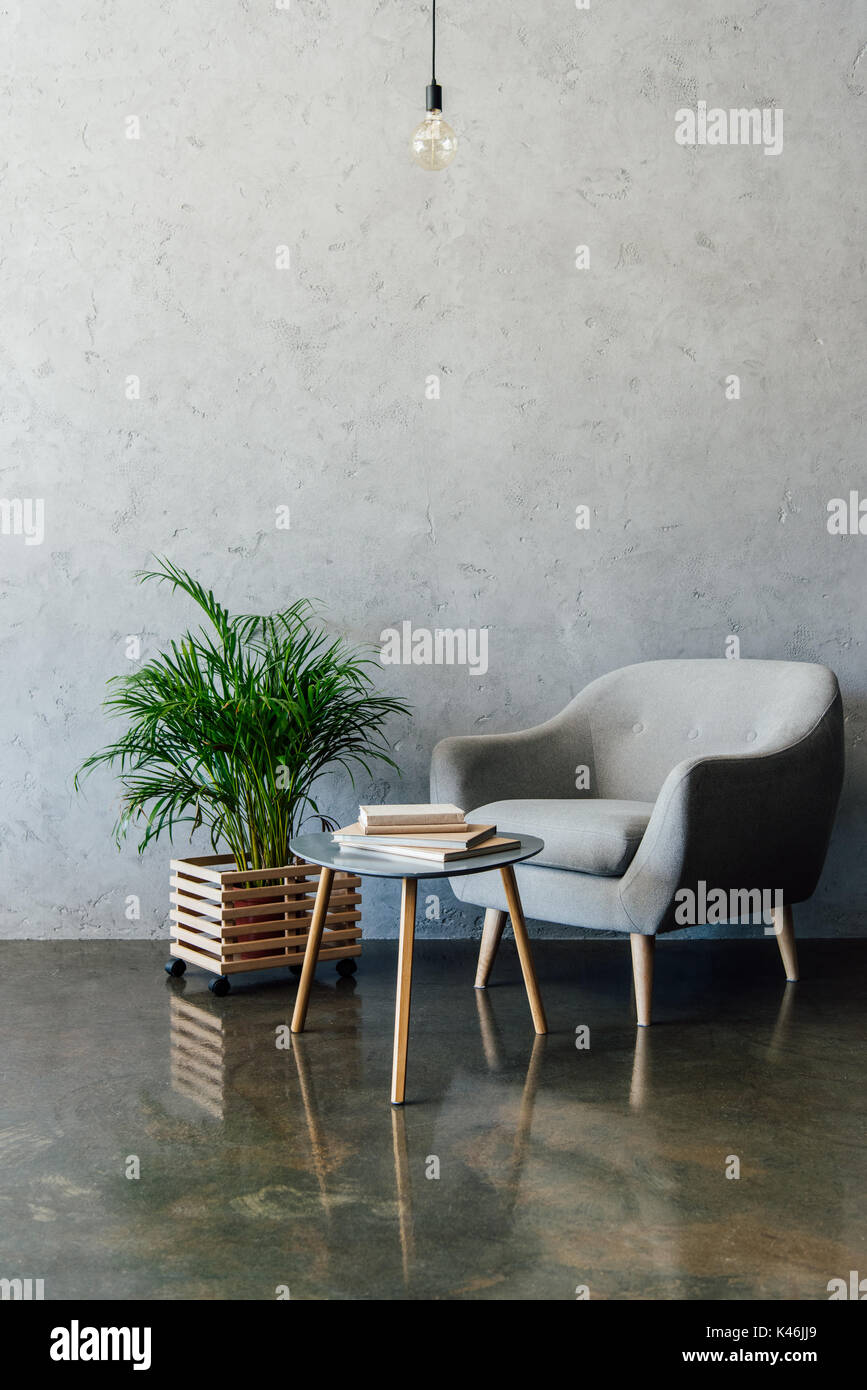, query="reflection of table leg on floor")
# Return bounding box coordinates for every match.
[391,1106,414,1284]
[391,1025,547,1289]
